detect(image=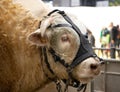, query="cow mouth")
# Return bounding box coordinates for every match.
[78,70,101,83]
